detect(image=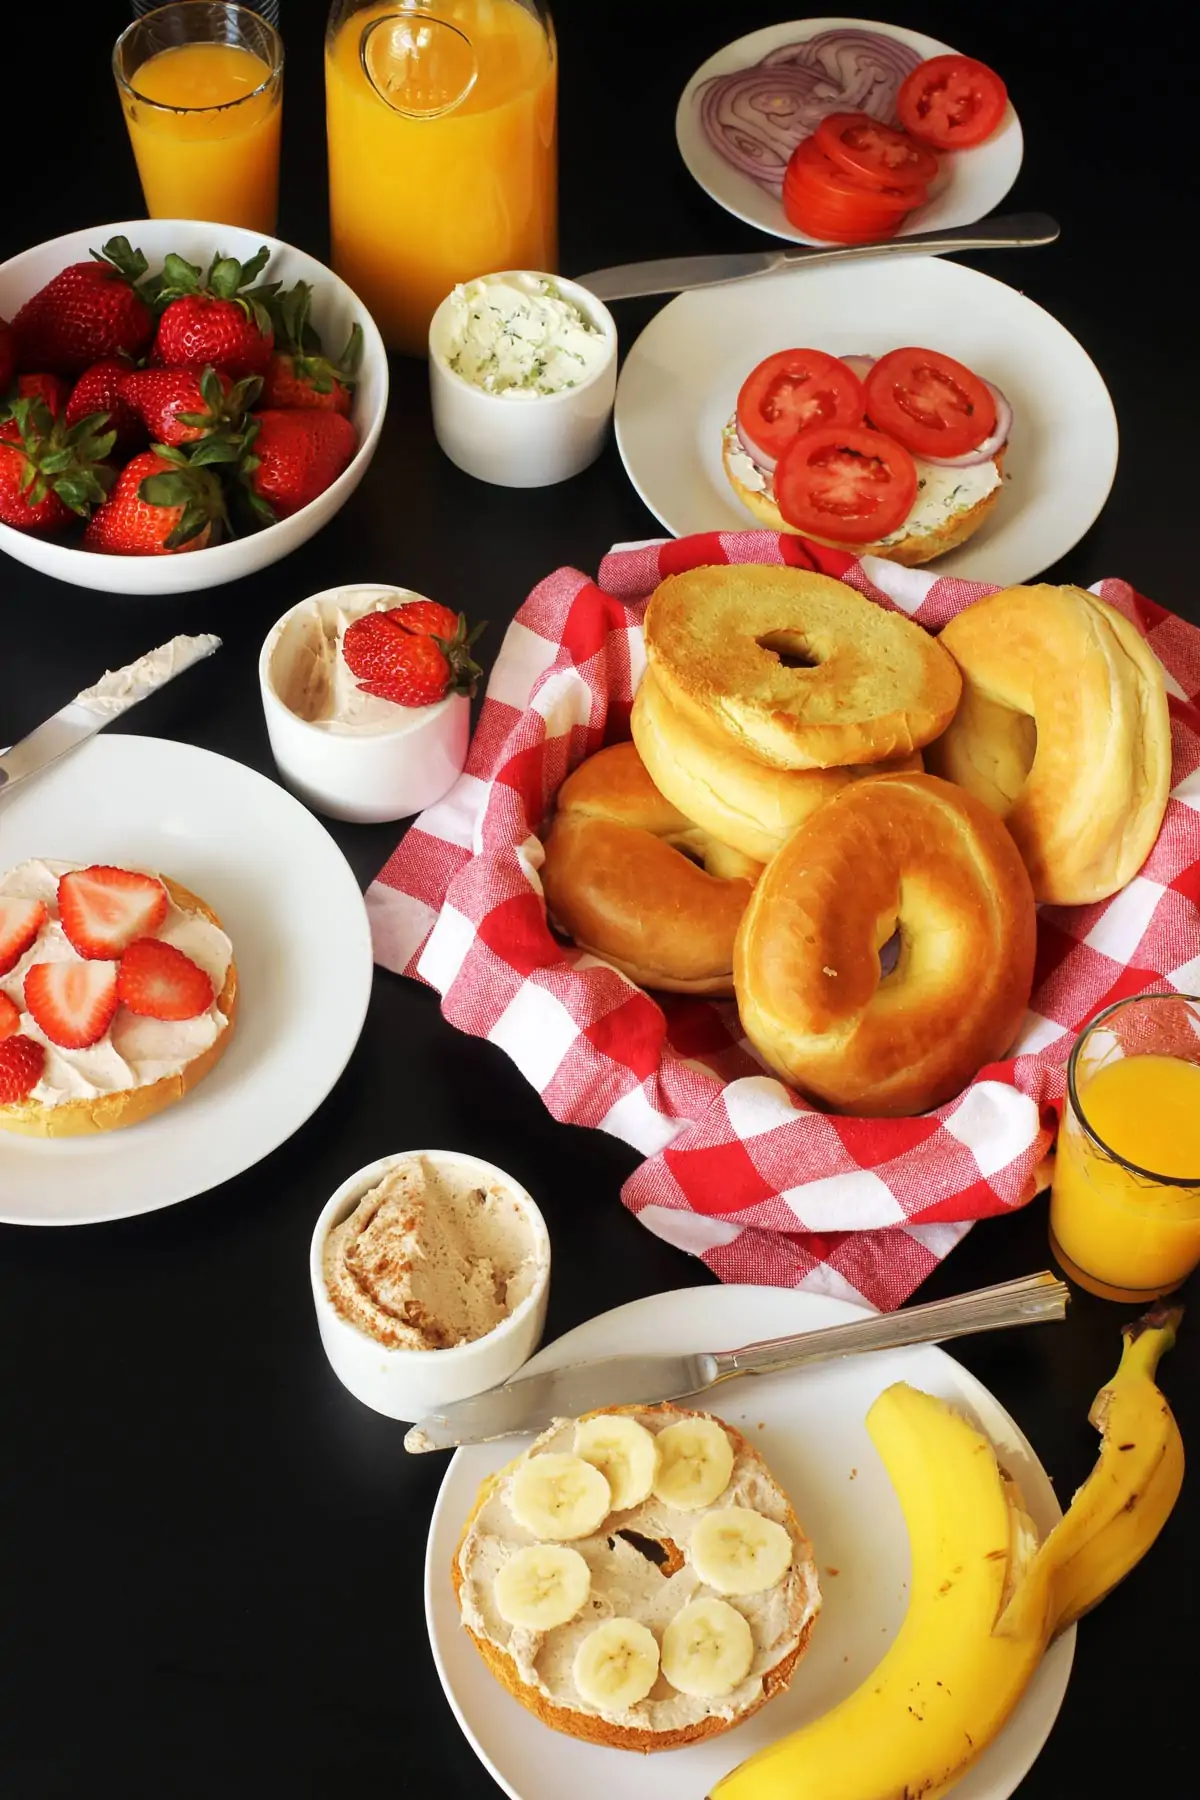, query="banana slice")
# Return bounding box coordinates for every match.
[574,1415,660,1511]
[572,1617,660,1713]
[690,1507,794,1595]
[509,1453,612,1540]
[661,1597,755,1698]
[493,1544,592,1631]
[651,1417,734,1511]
